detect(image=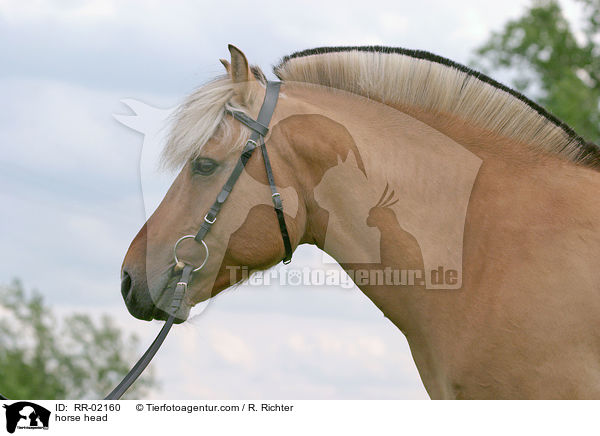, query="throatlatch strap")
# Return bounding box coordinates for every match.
[261,142,293,264]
